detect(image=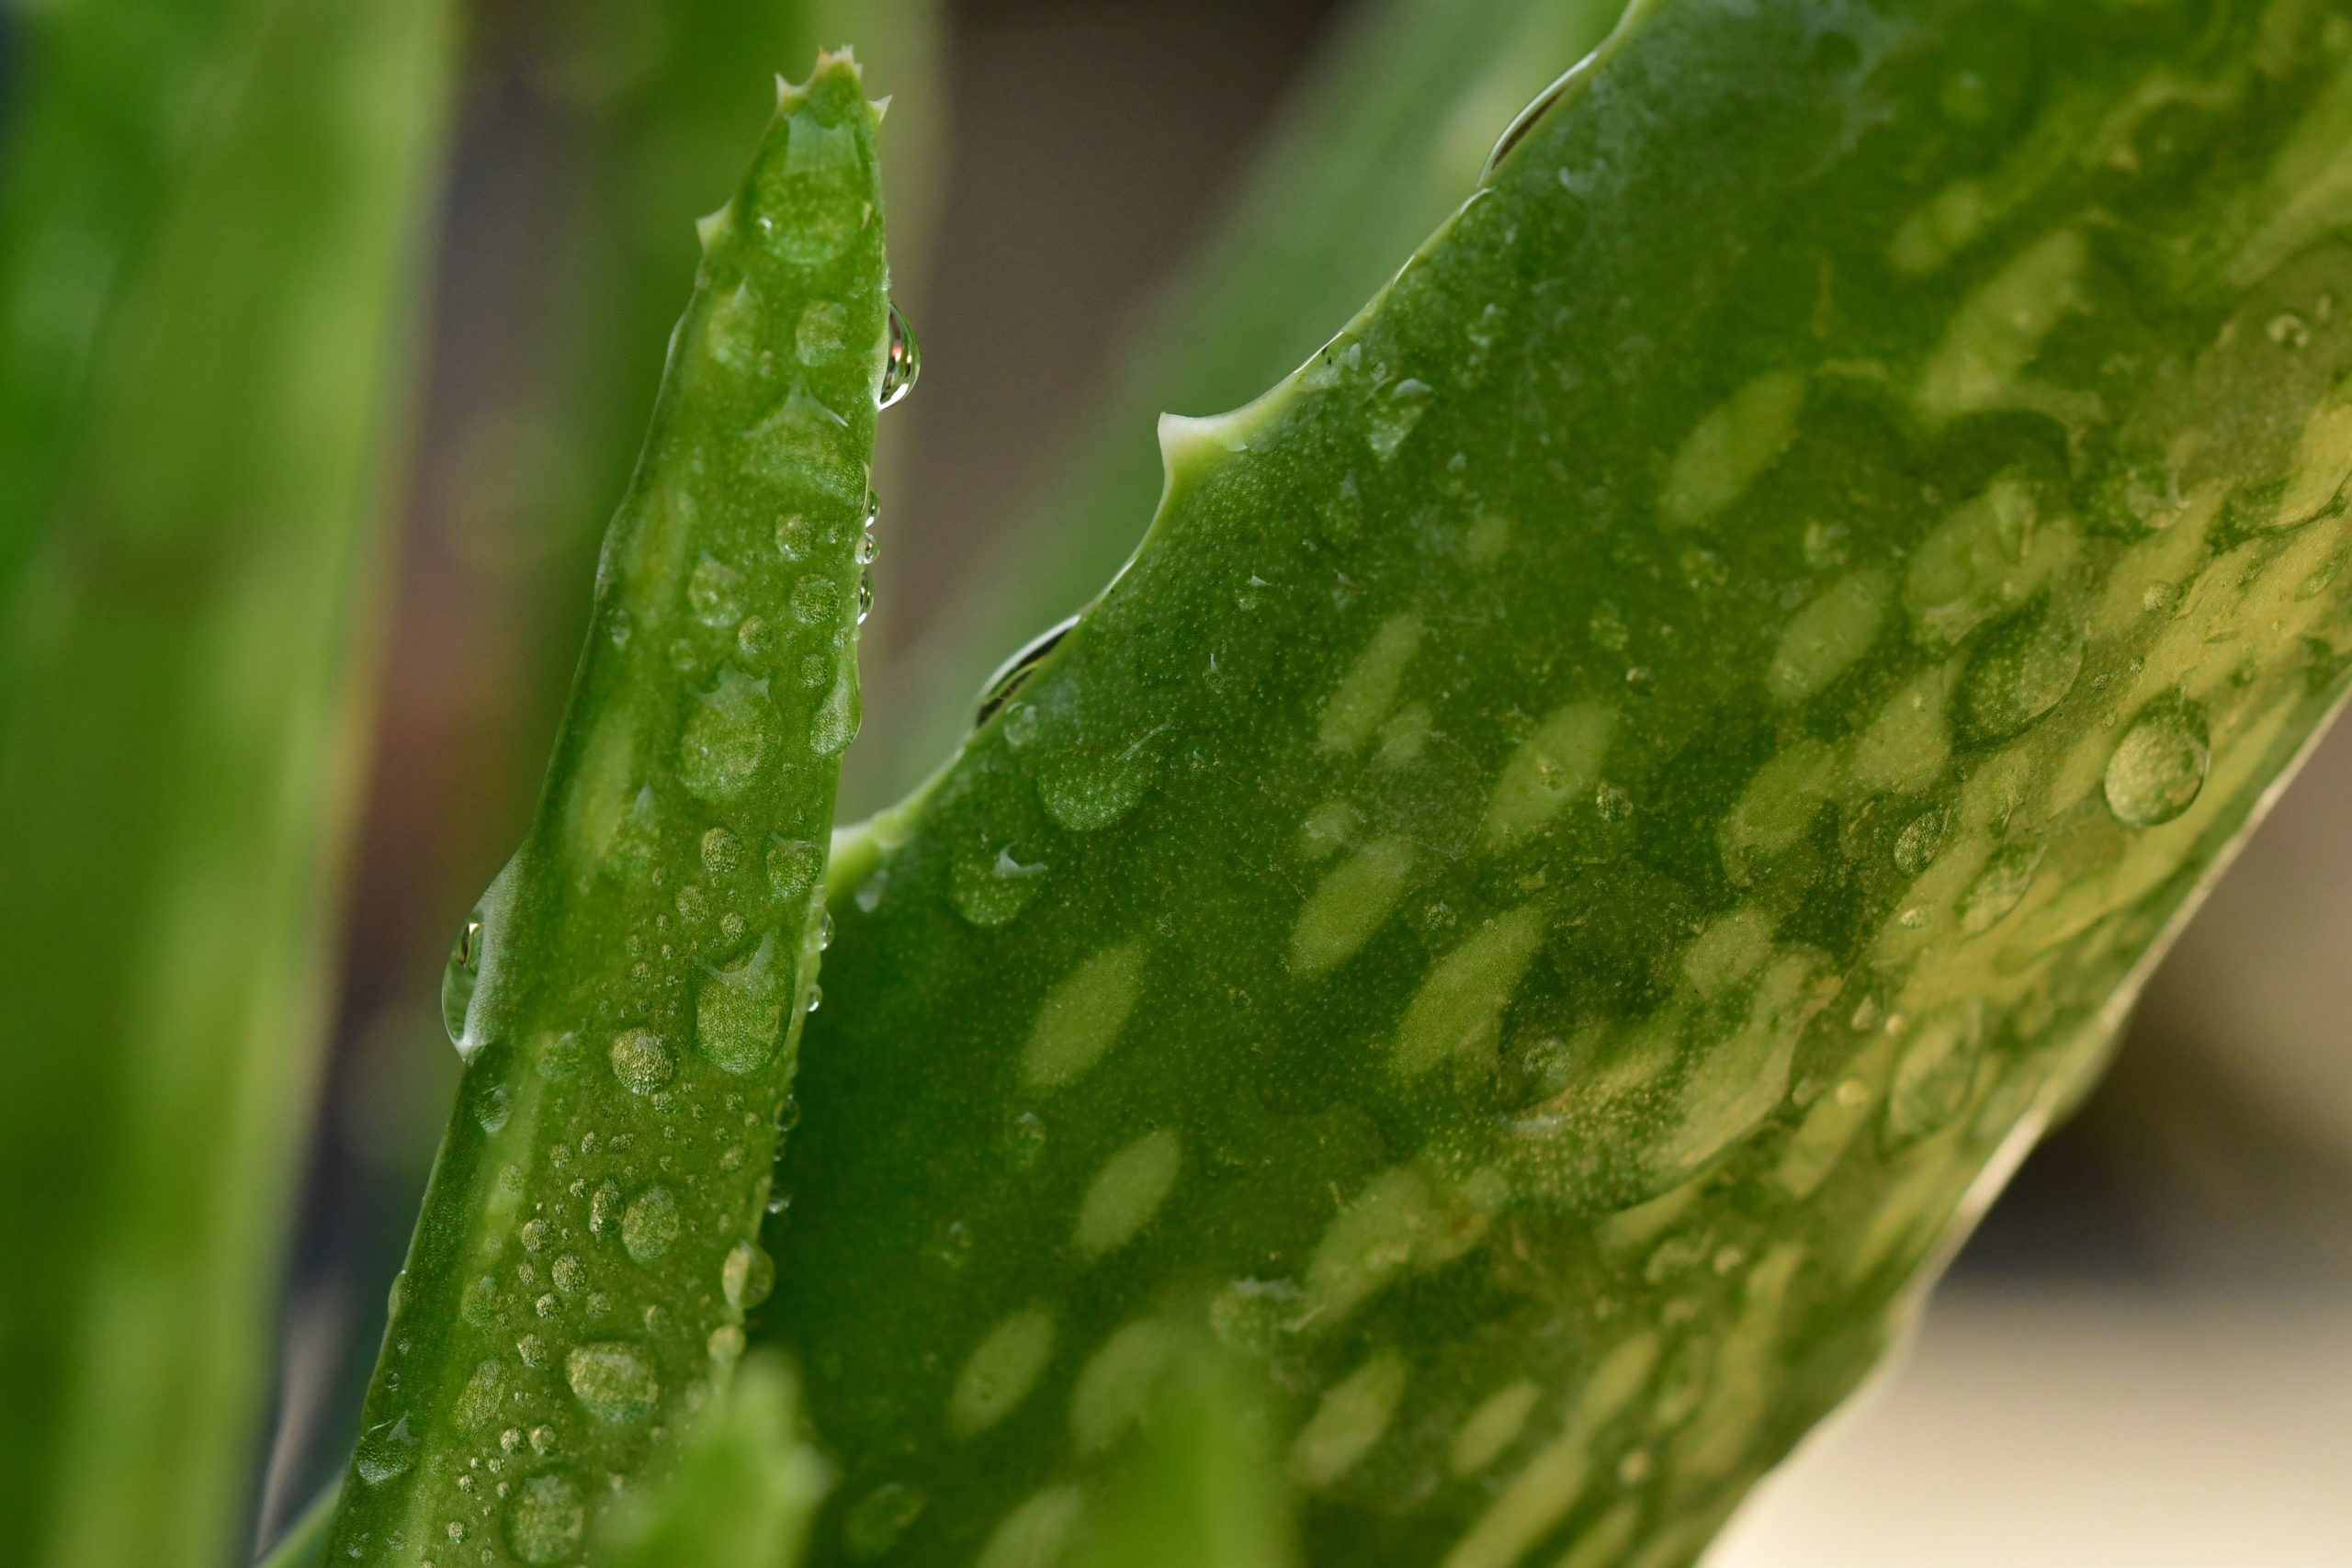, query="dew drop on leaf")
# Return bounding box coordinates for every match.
[676,669,778,800]
[879,300,921,409]
[354,1417,418,1485]
[503,1472,584,1565]
[564,1341,659,1423]
[2104,700,2210,827]
[608,1030,673,1095]
[721,1238,775,1311]
[621,1184,680,1264]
